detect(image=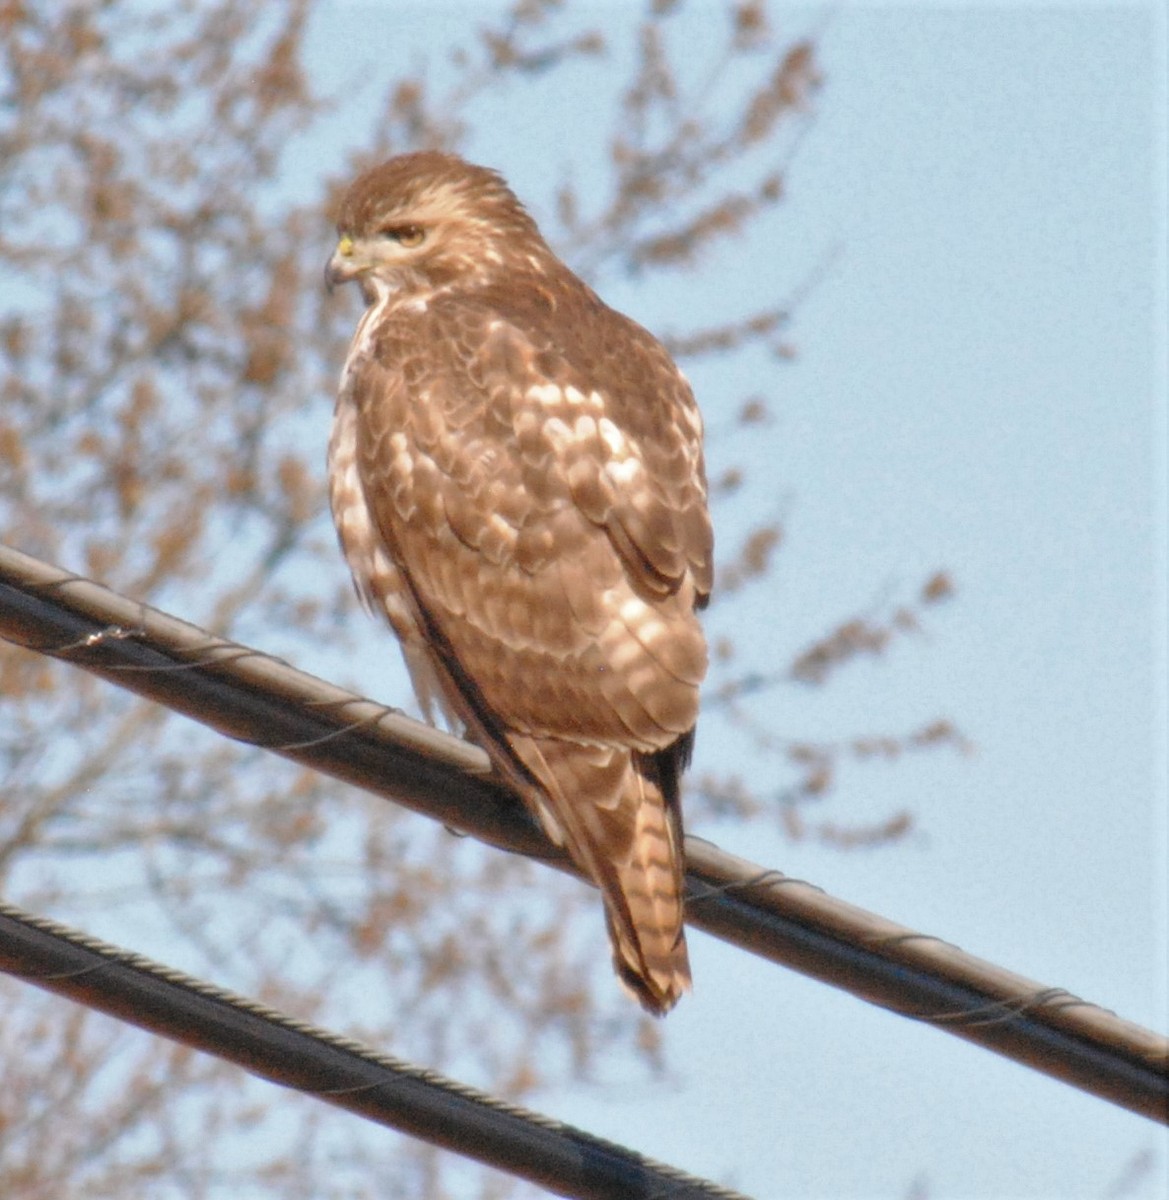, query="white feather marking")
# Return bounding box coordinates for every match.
[543,416,573,448]
[618,595,650,626]
[572,414,597,441]
[616,597,668,652]
[526,383,563,407]
[561,385,601,409]
[604,457,641,487]
[597,416,628,457]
